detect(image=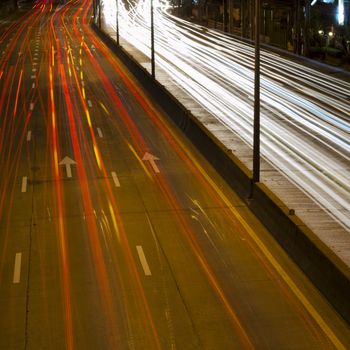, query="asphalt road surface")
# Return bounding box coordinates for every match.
[0,1,350,349]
